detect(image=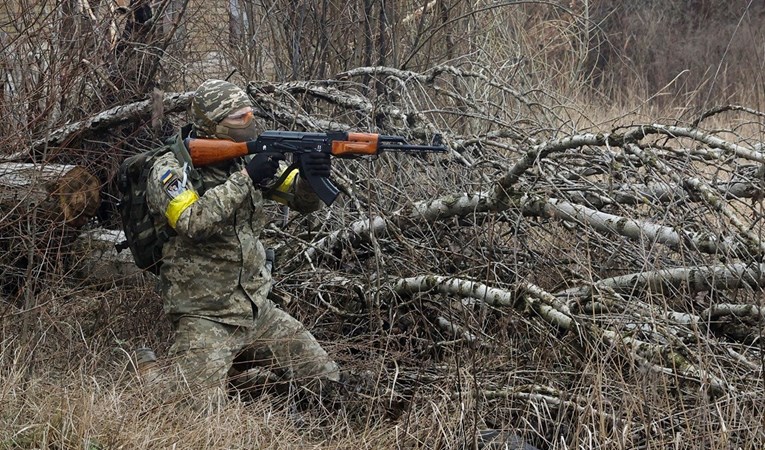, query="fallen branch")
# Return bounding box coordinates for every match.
[389,275,730,394]
[624,142,765,256]
[557,180,764,208]
[522,195,746,257]
[626,124,765,164]
[25,92,194,156]
[559,263,765,298]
